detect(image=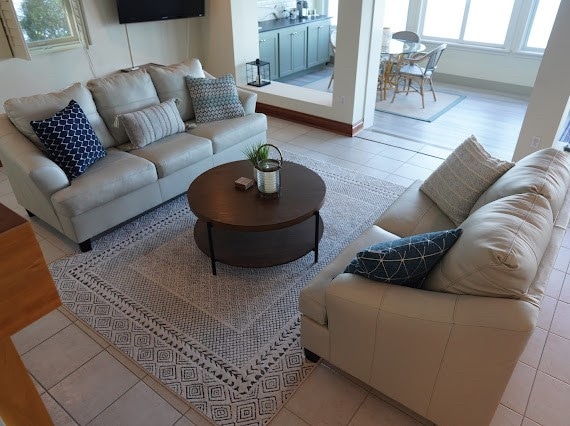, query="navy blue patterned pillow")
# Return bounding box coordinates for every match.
[344,229,462,288]
[185,74,245,123]
[30,100,106,180]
